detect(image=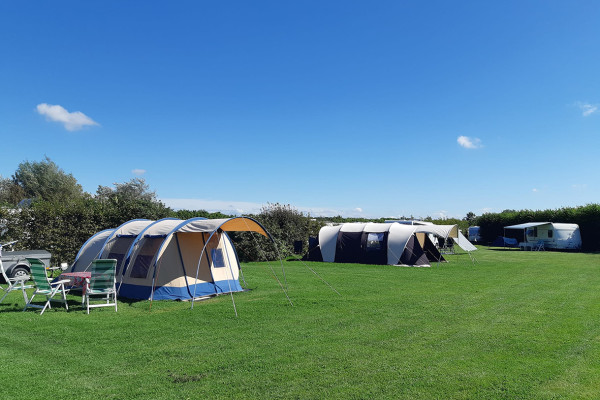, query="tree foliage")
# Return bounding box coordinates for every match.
[11,157,84,203]
[0,176,25,206]
[229,203,324,262]
[95,178,171,227]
